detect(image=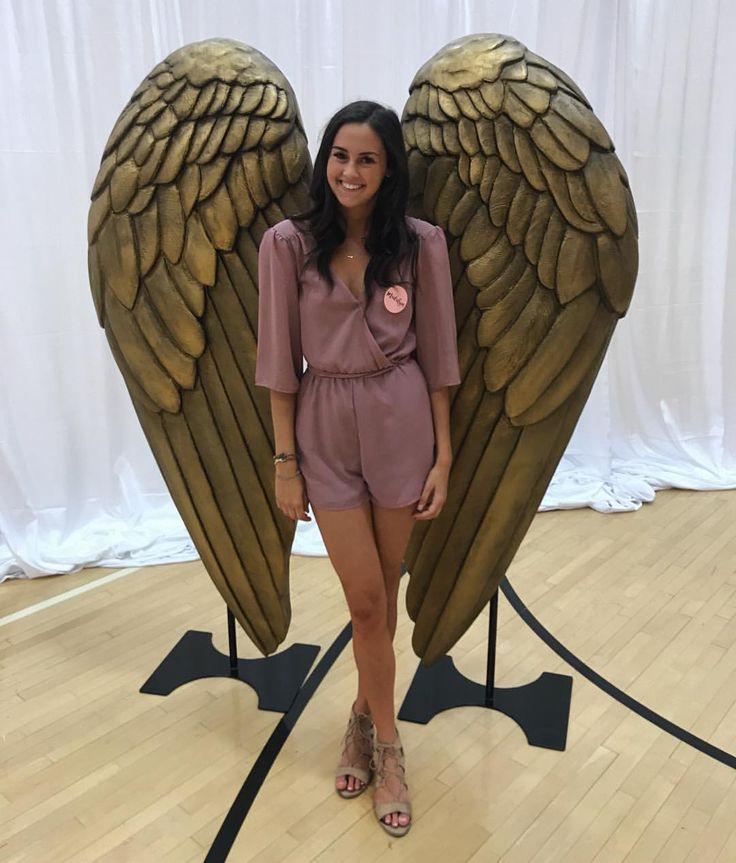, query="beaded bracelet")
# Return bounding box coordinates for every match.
[273,452,298,465]
[275,469,302,481]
